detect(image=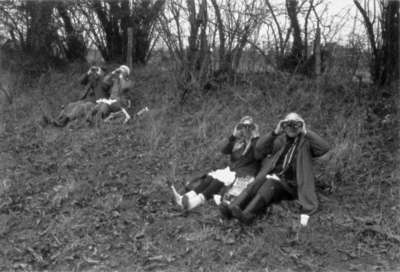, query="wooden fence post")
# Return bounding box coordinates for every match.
[314,26,321,77]
[127,27,133,69]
